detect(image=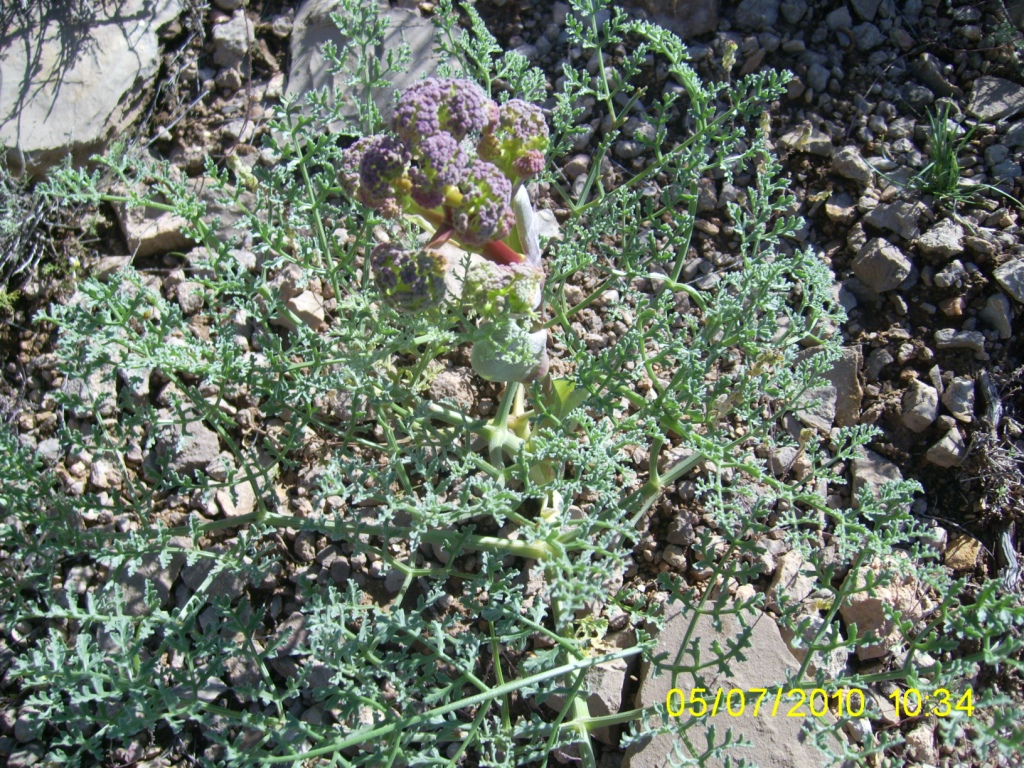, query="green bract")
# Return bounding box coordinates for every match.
[461,260,544,317]
[470,318,548,382]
